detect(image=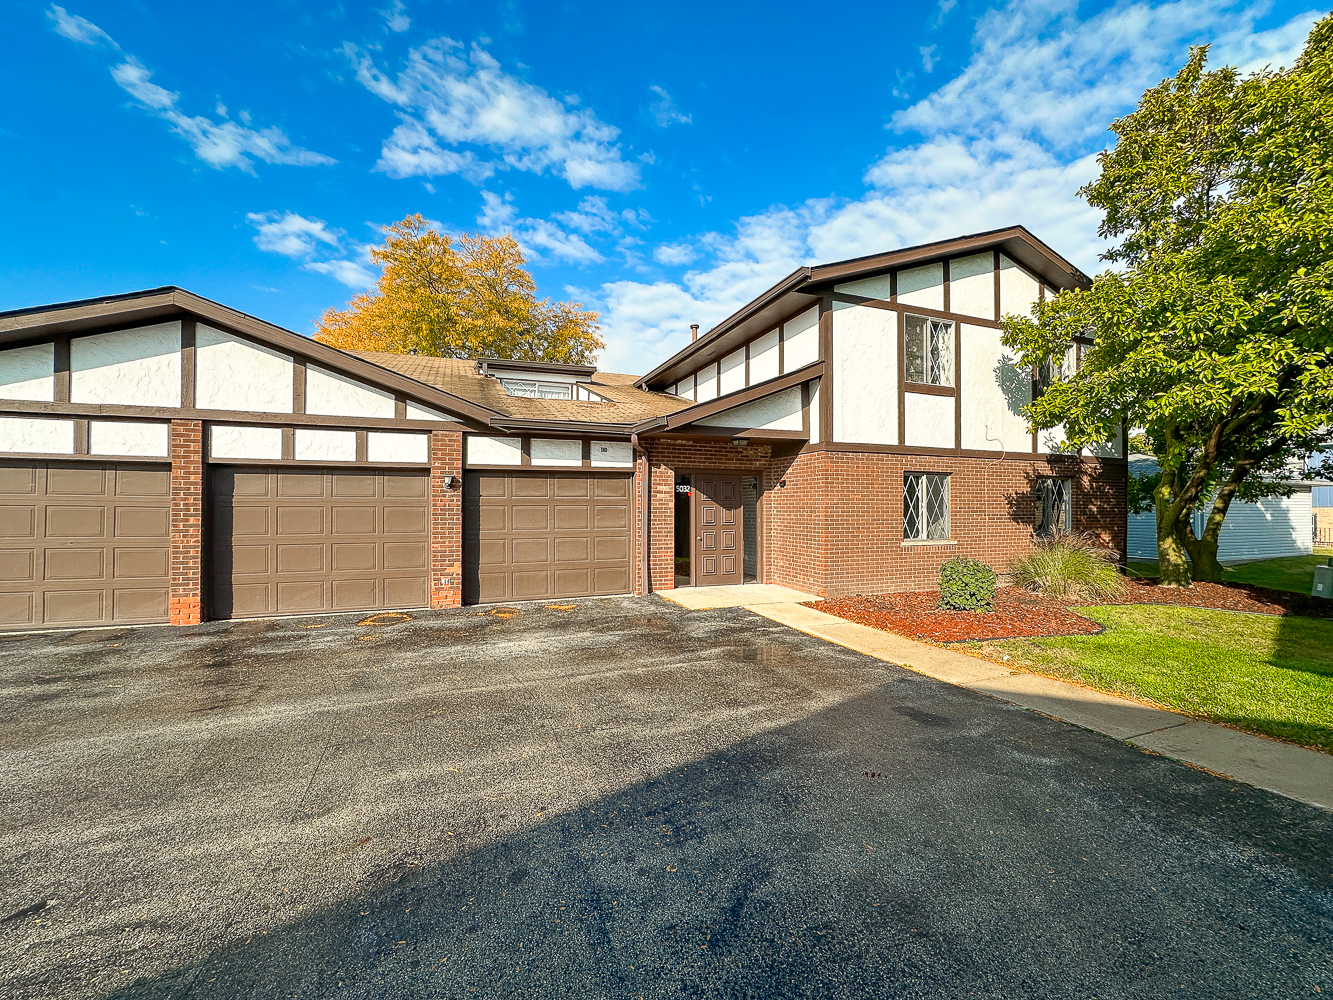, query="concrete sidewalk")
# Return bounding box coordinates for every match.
[747,601,1333,810]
